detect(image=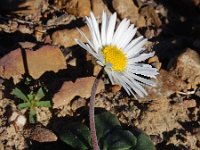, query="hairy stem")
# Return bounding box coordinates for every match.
[89,68,104,150]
